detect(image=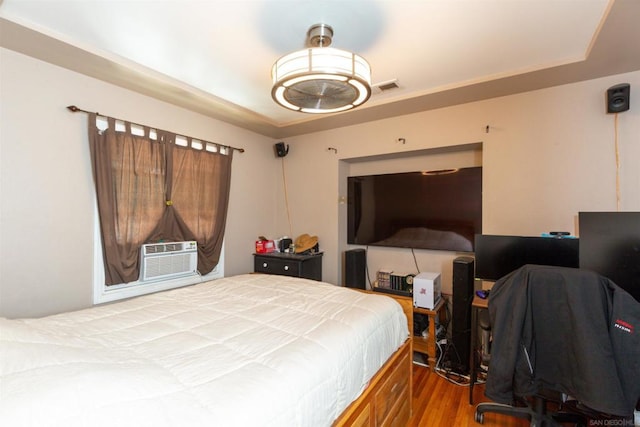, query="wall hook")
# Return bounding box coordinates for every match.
[485,125,490,133]
[327,147,338,154]
[397,138,406,144]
